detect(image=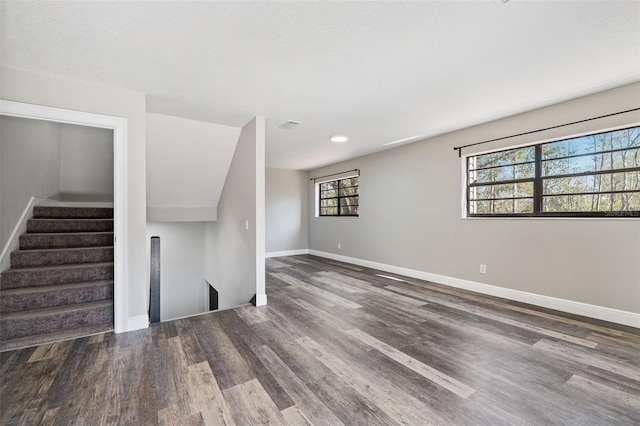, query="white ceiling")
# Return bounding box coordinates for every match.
[2,1,639,170]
